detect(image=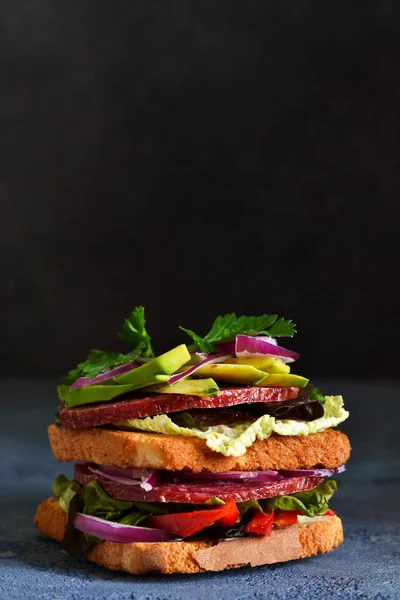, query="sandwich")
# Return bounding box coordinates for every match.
[35,307,350,574]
